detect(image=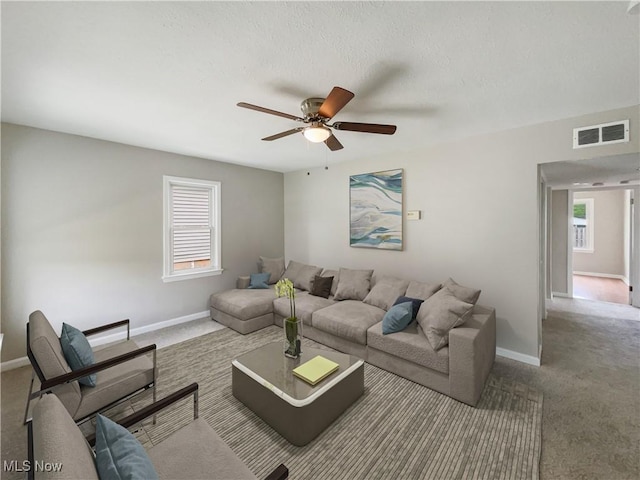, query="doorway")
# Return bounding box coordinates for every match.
[570,189,633,305]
